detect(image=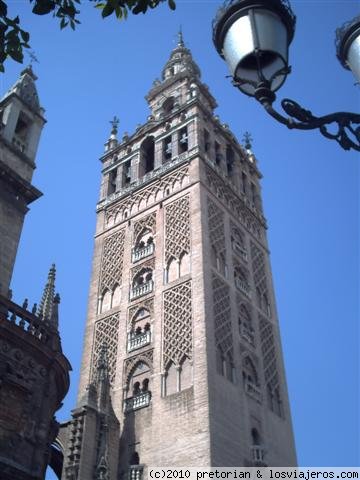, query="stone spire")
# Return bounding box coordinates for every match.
[161,30,201,81]
[37,264,60,327]
[1,64,41,113]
